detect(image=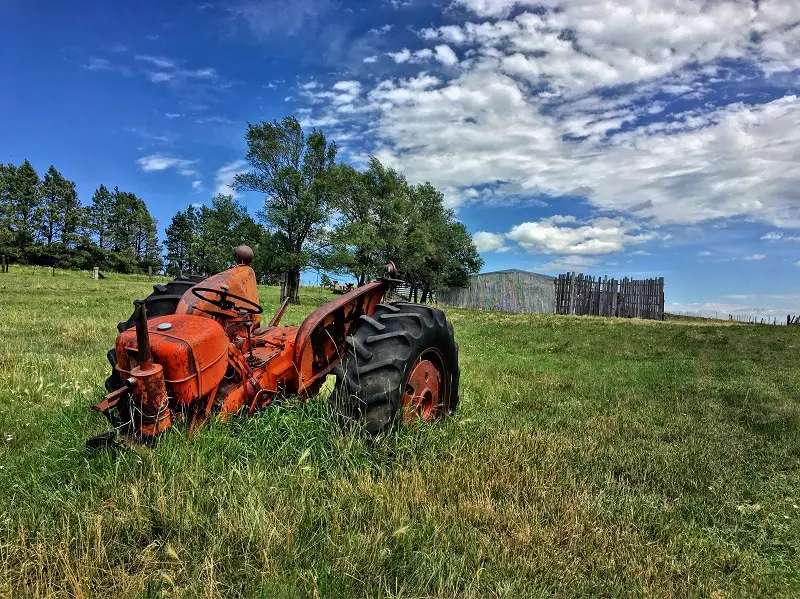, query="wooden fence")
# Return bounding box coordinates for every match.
[555,273,665,320]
